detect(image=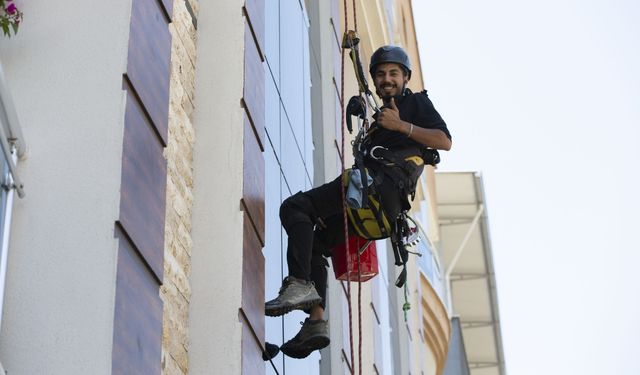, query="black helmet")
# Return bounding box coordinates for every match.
[369,45,412,80]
